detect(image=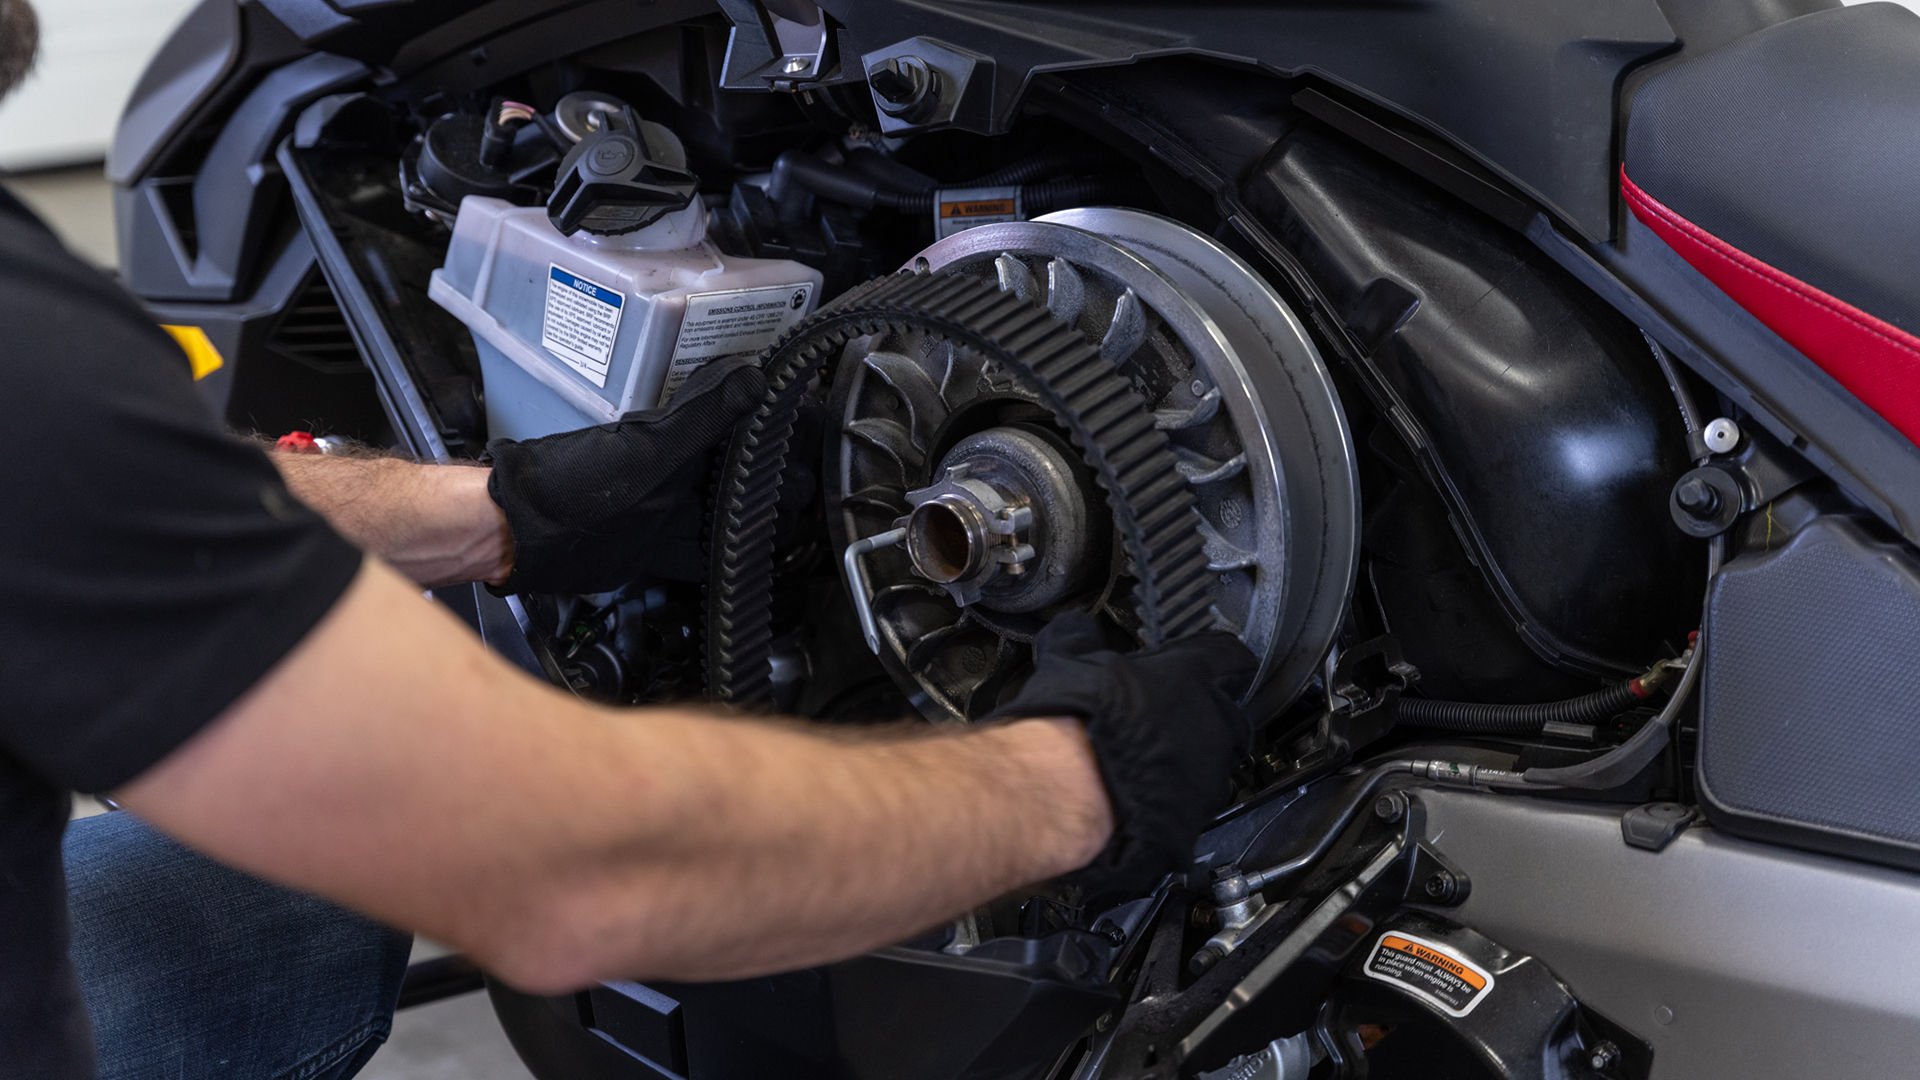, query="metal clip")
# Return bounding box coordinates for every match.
[842,527,907,653]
